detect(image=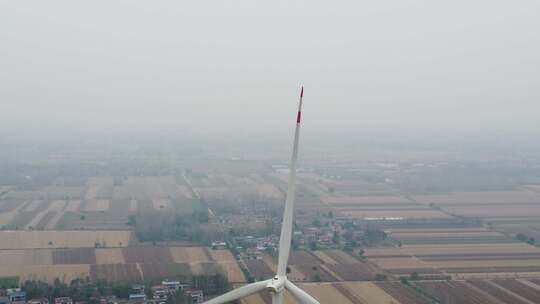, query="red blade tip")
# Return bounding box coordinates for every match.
[300,86,304,98]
